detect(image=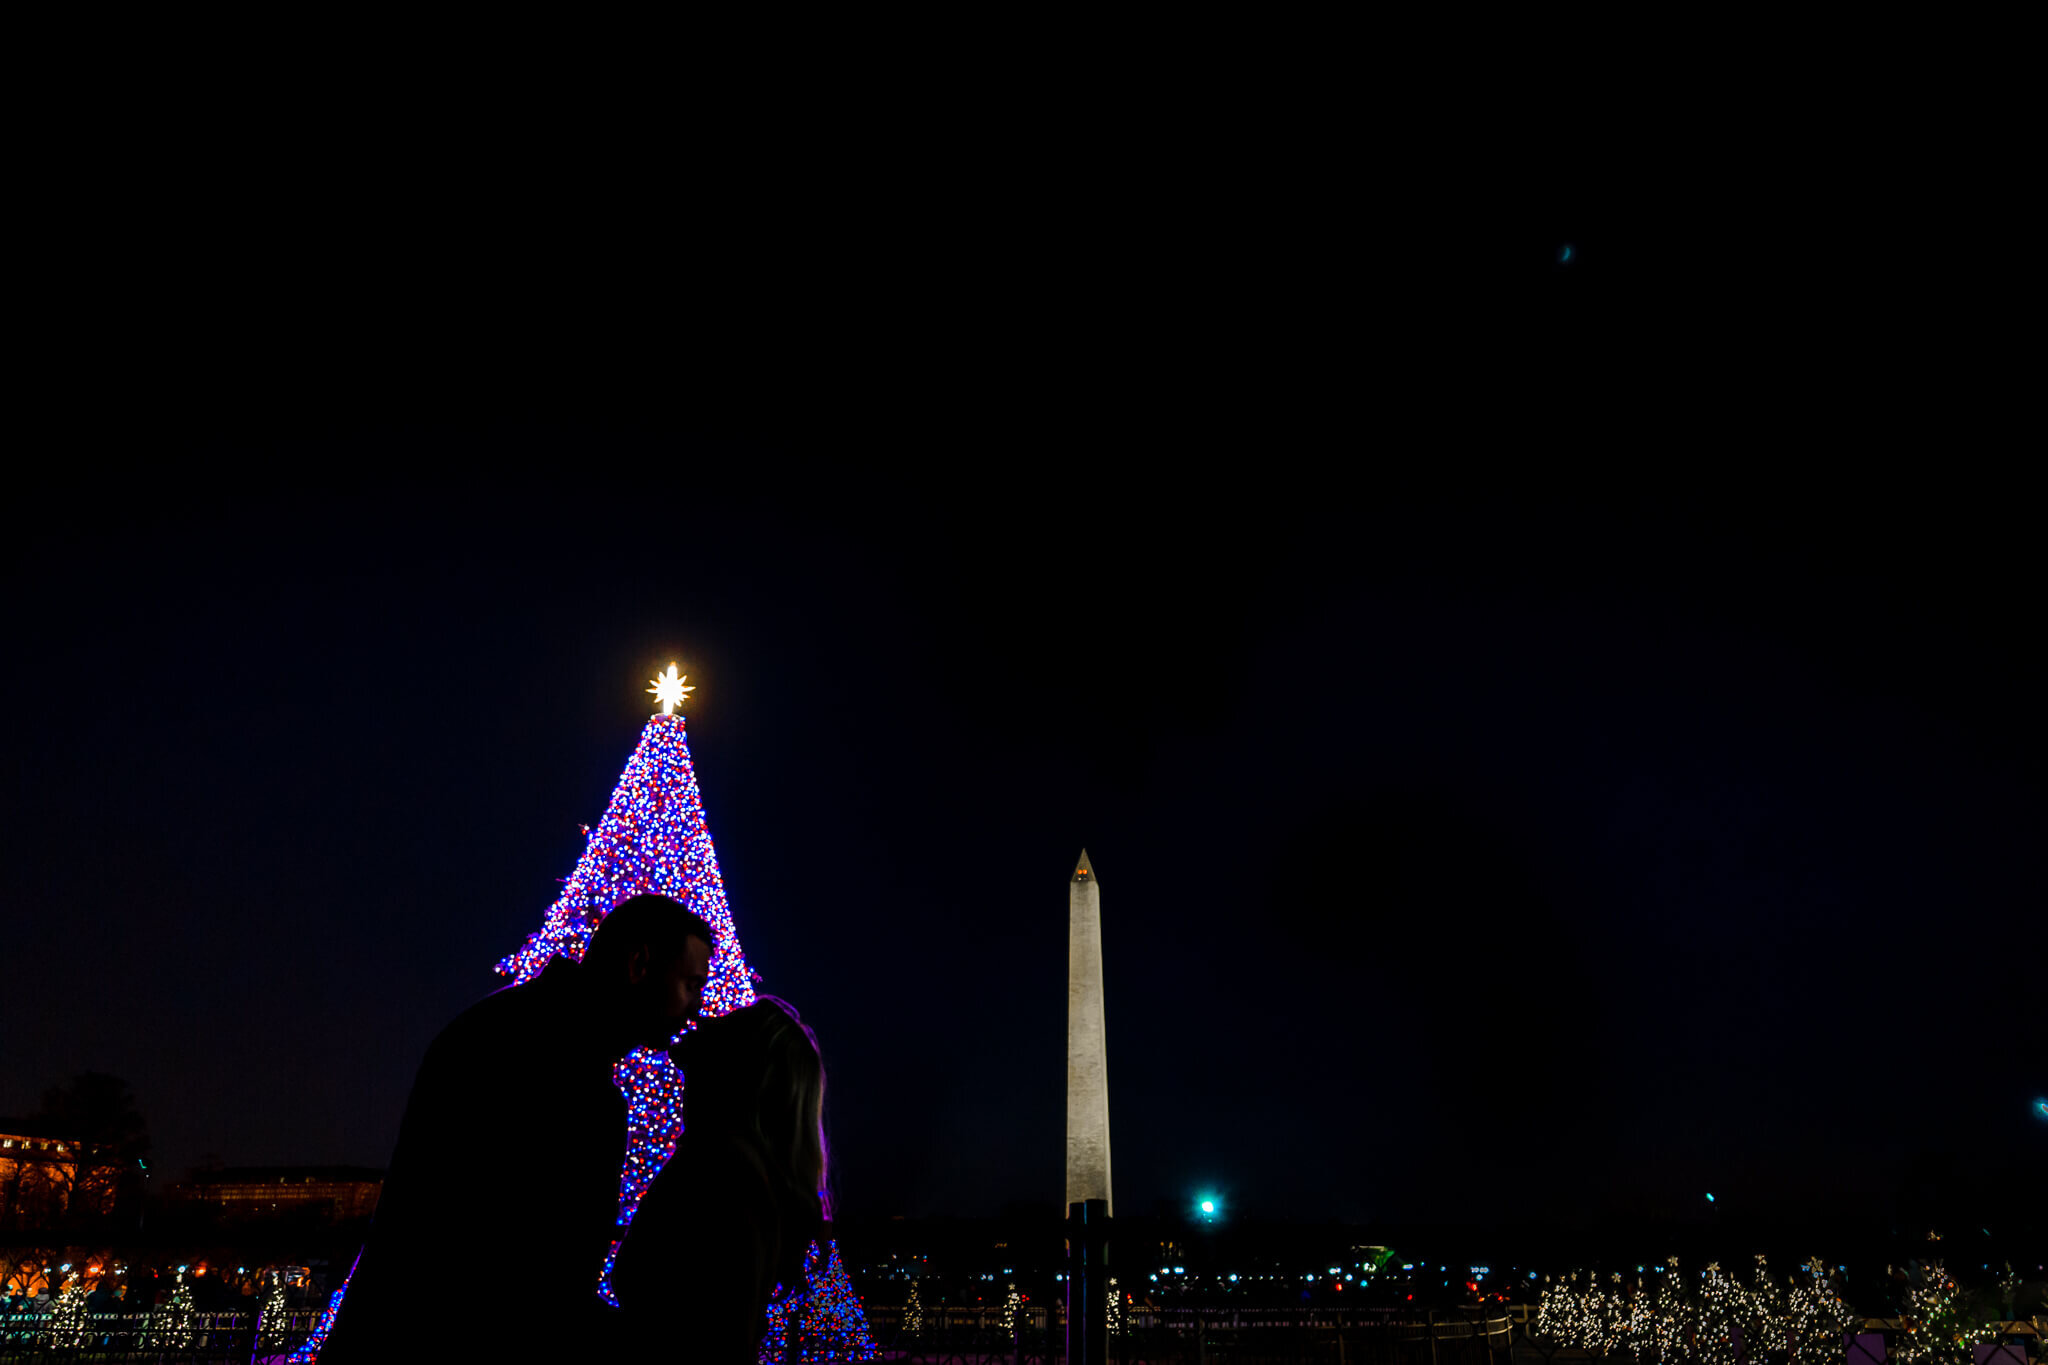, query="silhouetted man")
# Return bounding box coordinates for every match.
[320,894,714,1363]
